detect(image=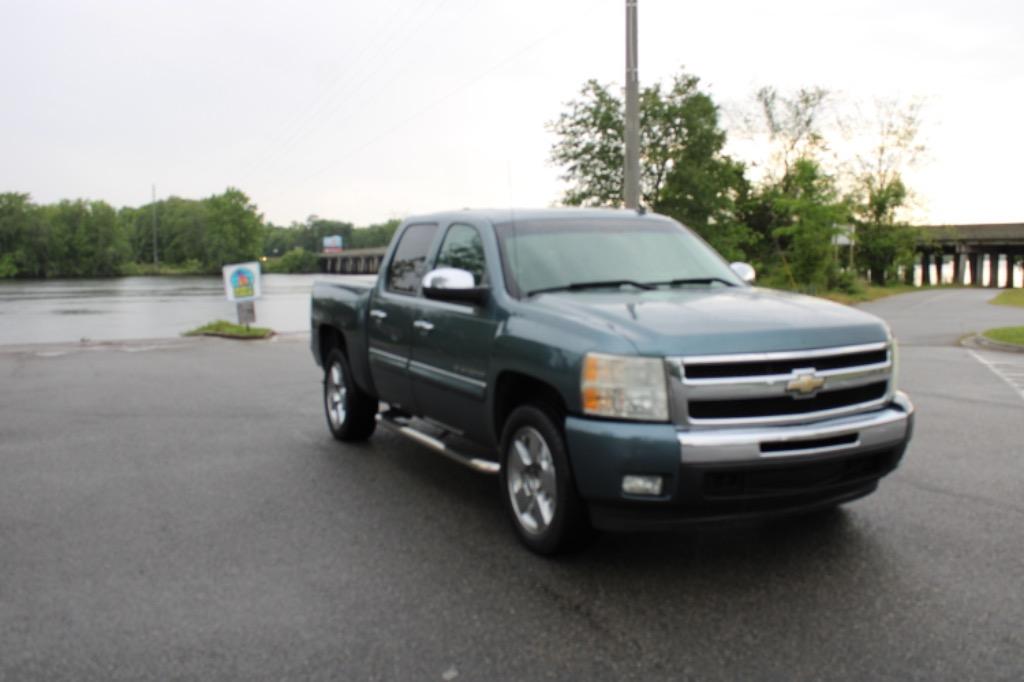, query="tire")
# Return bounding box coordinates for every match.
[499,404,592,555]
[323,348,377,442]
